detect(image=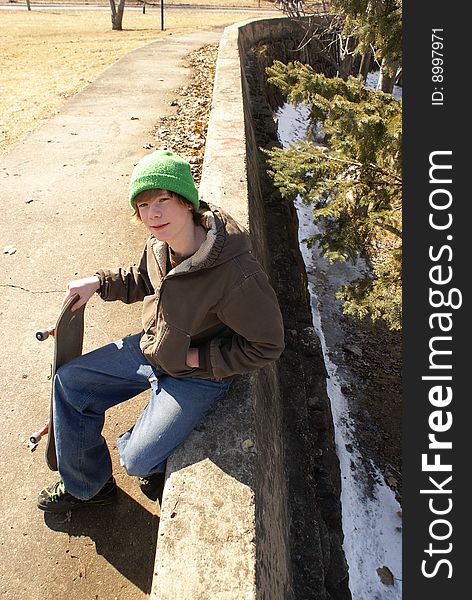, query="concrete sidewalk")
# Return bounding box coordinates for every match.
[0,28,222,600]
